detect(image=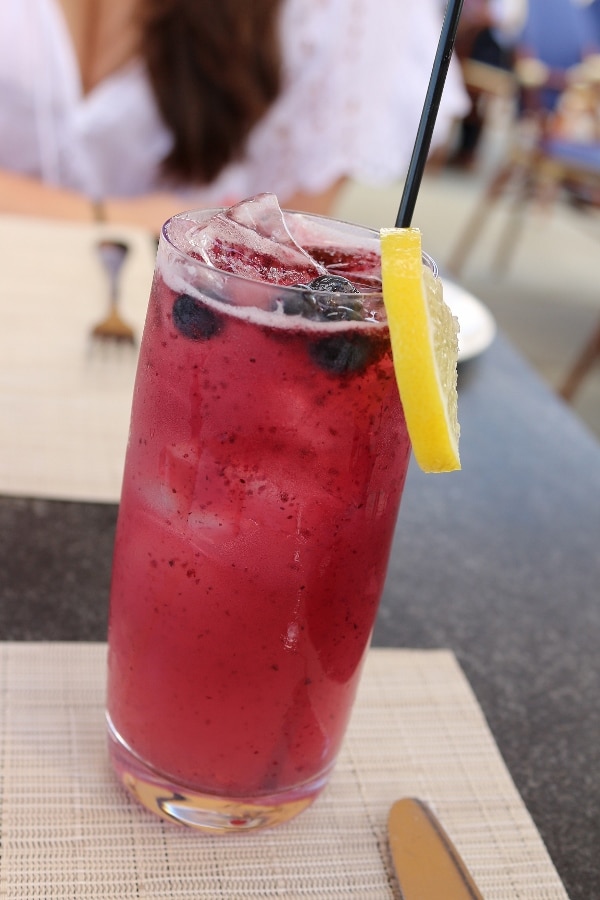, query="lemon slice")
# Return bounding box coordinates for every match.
[380,227,460,473]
